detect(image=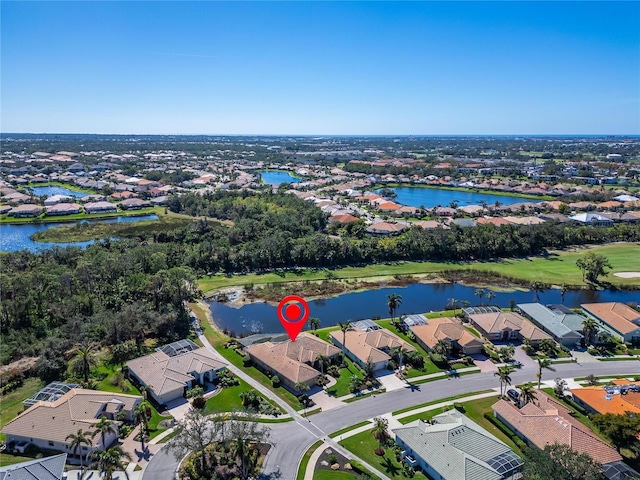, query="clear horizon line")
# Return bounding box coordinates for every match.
[2,132,639,137]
